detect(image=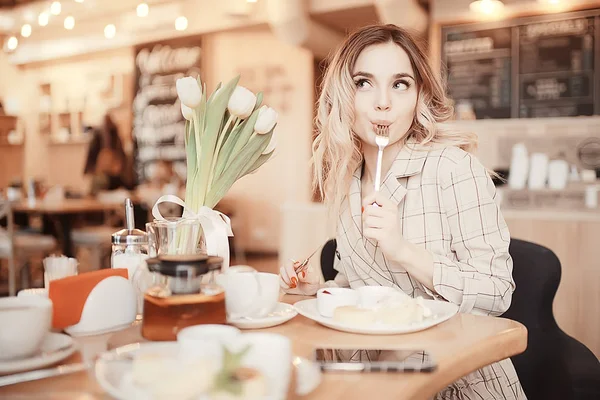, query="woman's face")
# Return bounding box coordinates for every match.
[351,41,418,148]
